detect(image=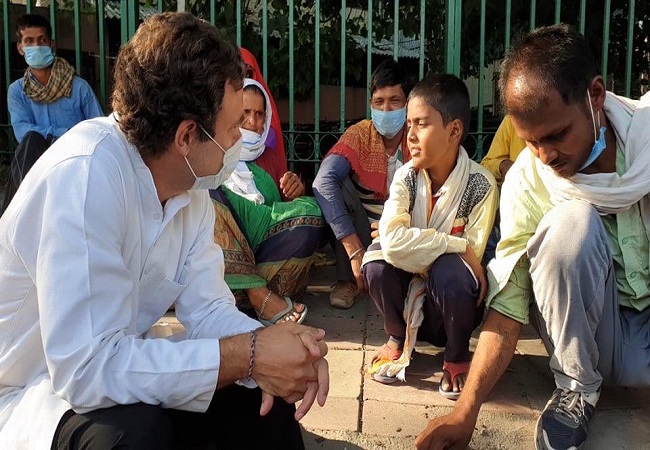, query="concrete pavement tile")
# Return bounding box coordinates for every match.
[597,386,650,410]
[154,312,185,337]
[483,355,554,415]
[362,399,441,437]
[300,292,336,316]
[586,406,650,449]
[515,338,549,357]
[469,410,537,450]
[302,428,414,450]
[520,353,555,386]
[307,264,337,287]
[364,317,386,350]
[301,294,366,350]
[326,349,364,399]
[364,294,382,318]
[364,372,441,406]
[407,350,444,374]
[300,397,360,432]
[302,291,368,319]
[363,351,441,406]
[362,400,538,449]
[363,351,552,415]
[306,315,365,350]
